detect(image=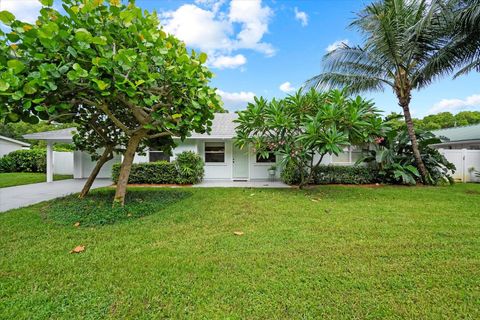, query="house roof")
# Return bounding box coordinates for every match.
[0,135,31,147]
[190,113,238,139]
[432,123,480,144]
[23,128,78,141]
[23,113,239,141]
